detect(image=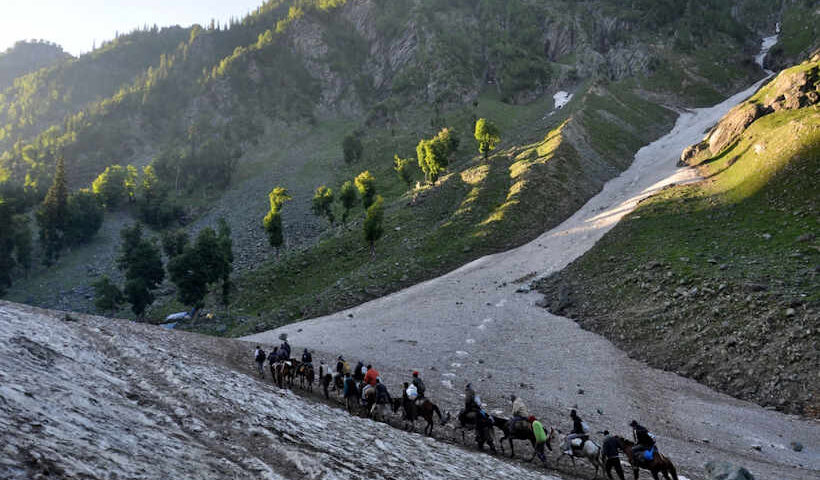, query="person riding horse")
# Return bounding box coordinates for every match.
[564,409,589,454]
[509,395,530,429]
[301,348,312,365]
[411,371,426,400]
[353,361,365,382]
[464,383,480,413]
[630,420,656,461]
